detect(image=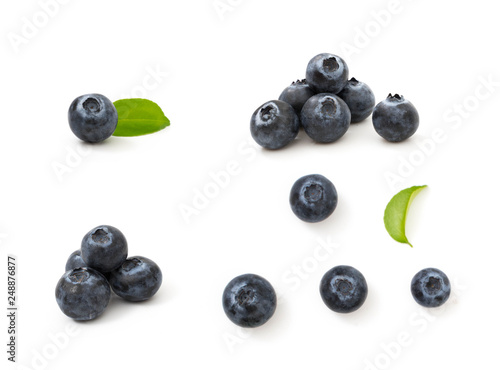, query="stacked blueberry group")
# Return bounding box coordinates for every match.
[250,53,419,149]
[55,225,162,321]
